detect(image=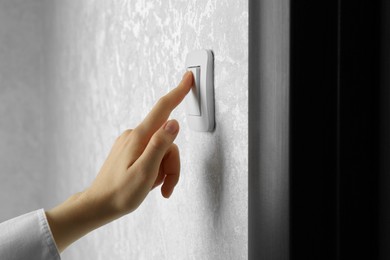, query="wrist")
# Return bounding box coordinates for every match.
[45,190,120,252]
